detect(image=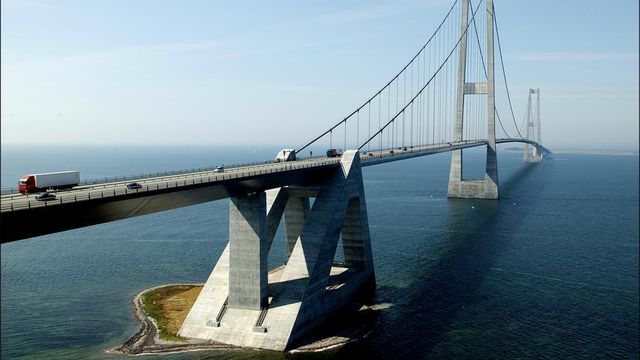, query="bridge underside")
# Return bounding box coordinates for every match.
[178,151,375,351]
